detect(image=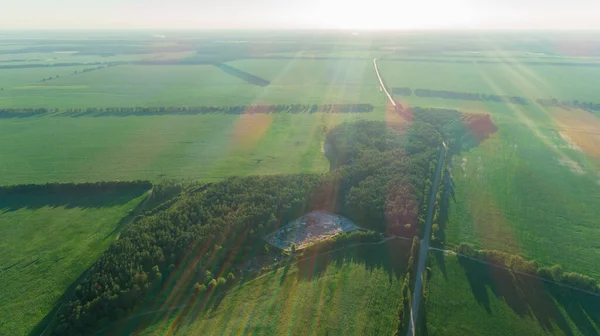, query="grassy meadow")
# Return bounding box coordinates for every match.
[0,111,399,186]
[127,240,410,336]
[0,186,148,335]
[424,251,600,335]
[0,59,382,108]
